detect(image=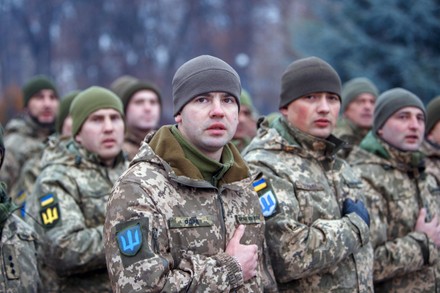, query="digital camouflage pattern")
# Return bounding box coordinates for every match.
[420,139,440,184]
[333,117,369,159]
[348,132,440,293]
[242,116,373,293]
[0,116,53,194]
[104,126,278,293]
[26,137,128,292]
